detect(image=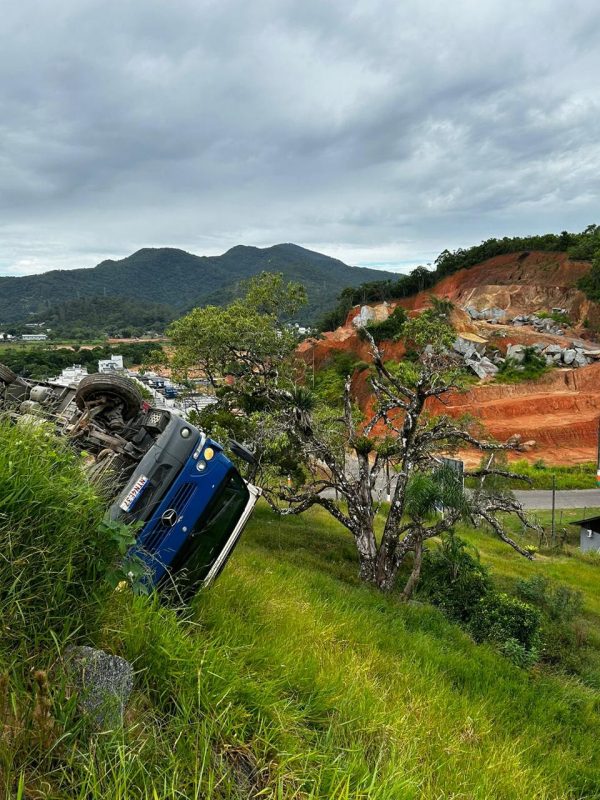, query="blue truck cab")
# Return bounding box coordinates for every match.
[0,364,258,598]
[109,410,259,595]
